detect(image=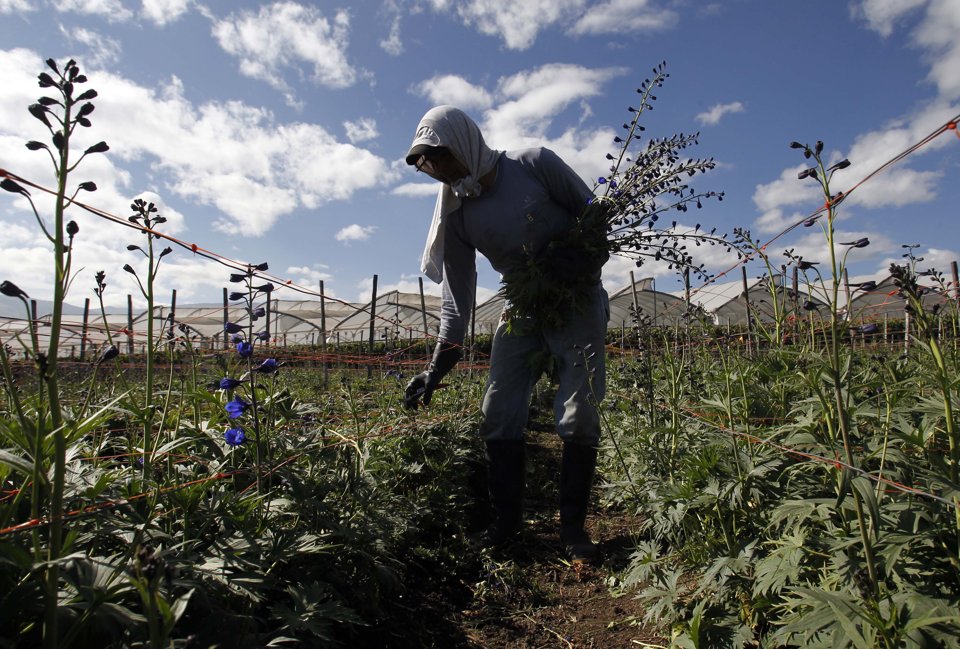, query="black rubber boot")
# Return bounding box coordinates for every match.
[559,441,600,563]
[479,439,526,548]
